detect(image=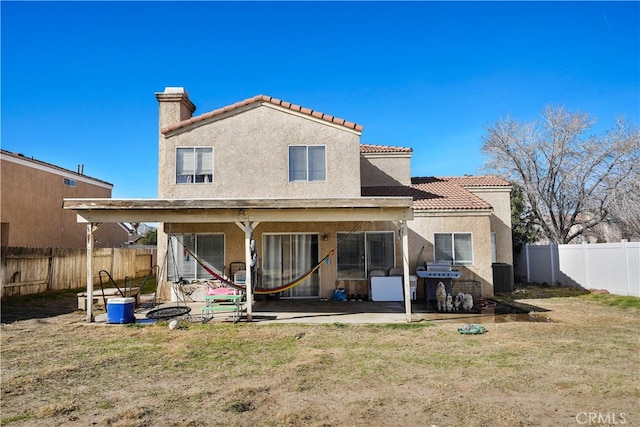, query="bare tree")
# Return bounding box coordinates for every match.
[482,106,640,244]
